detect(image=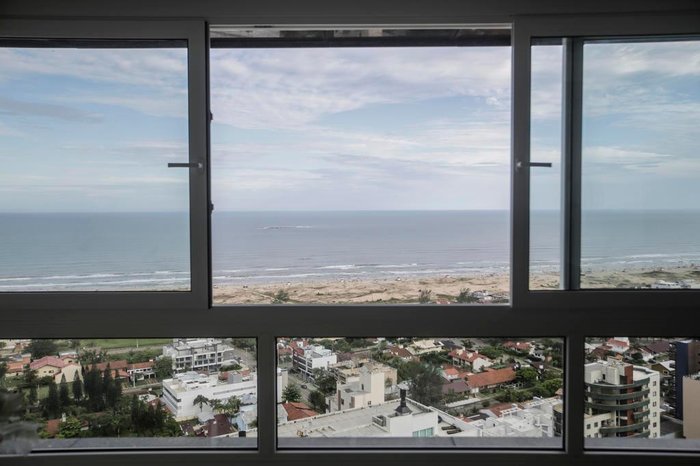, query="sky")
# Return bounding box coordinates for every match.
[0,39,698,212]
